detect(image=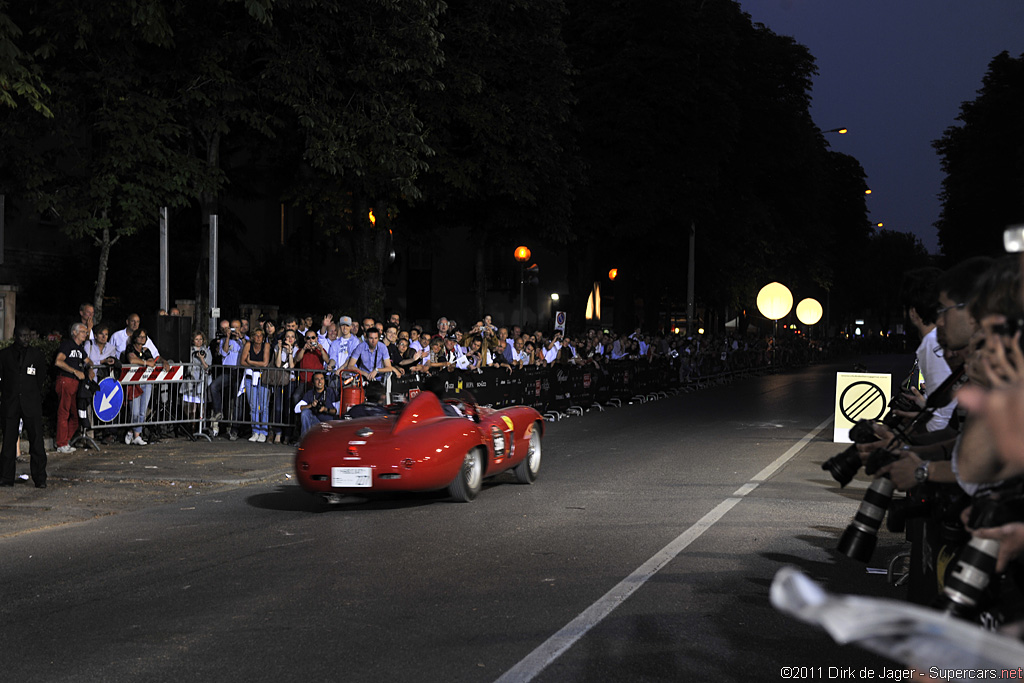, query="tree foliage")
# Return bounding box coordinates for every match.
[934,51,1024,262]
[564,0,869,327]
[2,0,880,331]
